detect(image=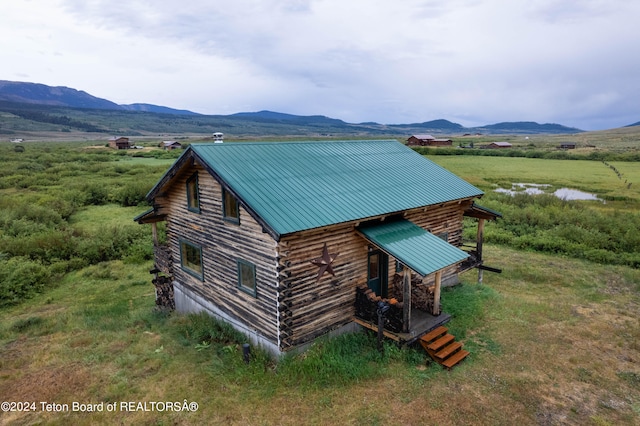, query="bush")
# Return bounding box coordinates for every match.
[115,181,151,207]
[0,257,52,307]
